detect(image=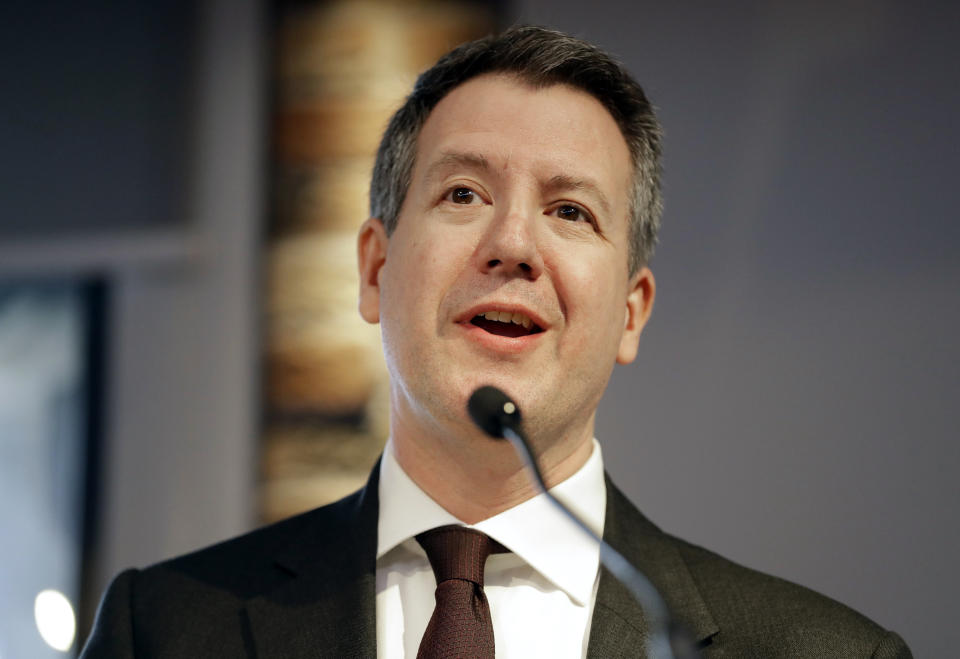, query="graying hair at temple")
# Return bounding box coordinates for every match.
[369,25,663,274]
